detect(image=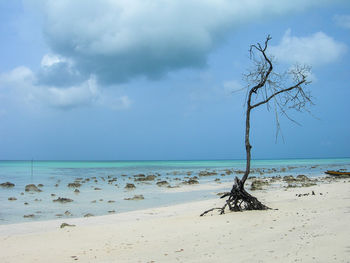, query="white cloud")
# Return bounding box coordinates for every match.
[40,54,75,68]
[270,29,347,66]
[35,0,344,83]
[0,66,130,110]
[0,66,35,85]
[39,77,100,109]
[334,14,350,29]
